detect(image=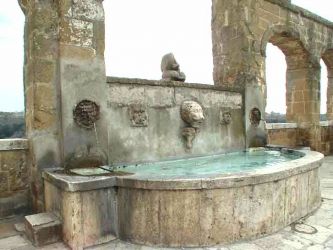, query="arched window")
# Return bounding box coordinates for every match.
[103,0,213,84]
